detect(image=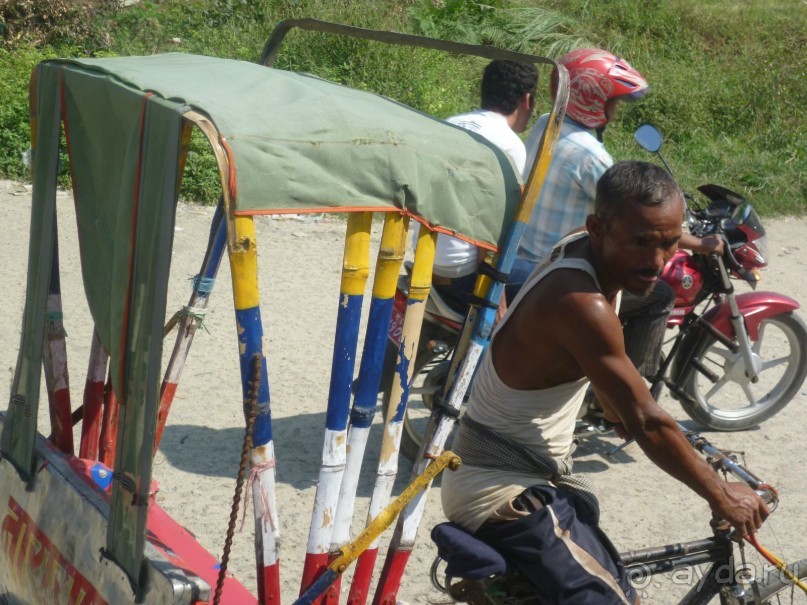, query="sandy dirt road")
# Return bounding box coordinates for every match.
[1,178,806,603]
